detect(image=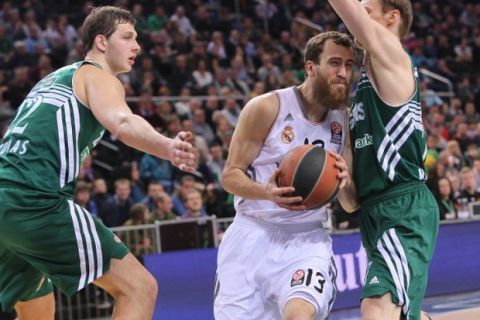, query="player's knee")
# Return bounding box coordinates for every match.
[132,269,158,303]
